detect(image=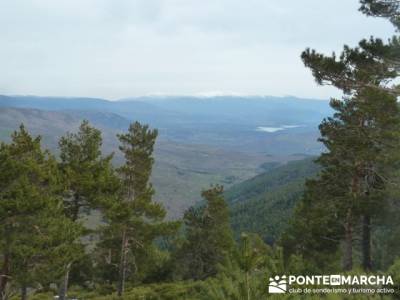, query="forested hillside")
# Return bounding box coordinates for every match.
[225,158,320,243]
